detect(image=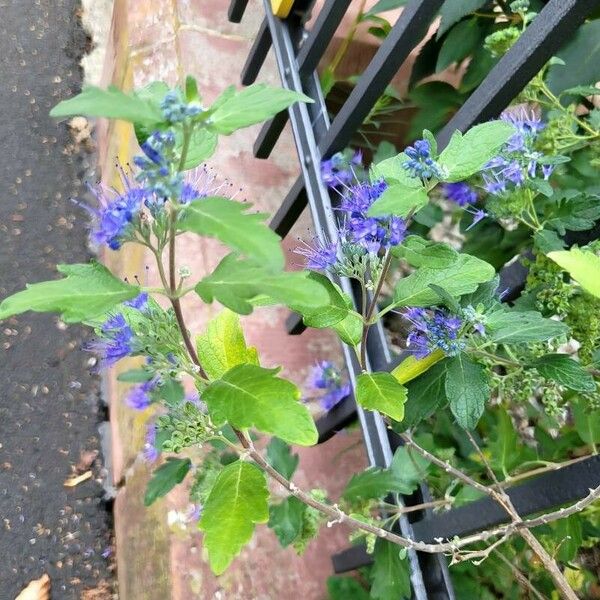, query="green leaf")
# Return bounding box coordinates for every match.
[365,0,408,16]
[0,262,139,323]
[392,235,458,269]
[445,354,489,429]
[486,309,569,344]
[533,229,565,254]
[561,85,600,97]
[437,0,488,38]
[390,445,430,491]
[548,249,600,299]
[268,496,305,547]
[185,75,200,102]
[554,515,583,563]
[436,18,483,72]
[532,354,596,392]
[547,21,600,97]
[370,540,411,600]
[438,120,515,181]
[266,437,299,479]
[331,311,364,346]
[398,360,448,430]
[50,85,164,126]
[116,368,154,383]
[572,399,600,446]
[370,152,423,188]
[156,378,185,407]
[327,577,369,600]
[367,184,429,217]
[203,364,318,446]
[144,458,191,506]
[488,408,521,477]
[132,81,170,143]
[342,465,417,503]
[393,253,495,308]
[196,308,258,380]
[208,84,312,135]
[180,128,218,169]
[291,272,351,328]
[199,461,269,574]
[356,372,407,421]
[195,254,329,315]
[547,193,600,235]
[178,197,284,270]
